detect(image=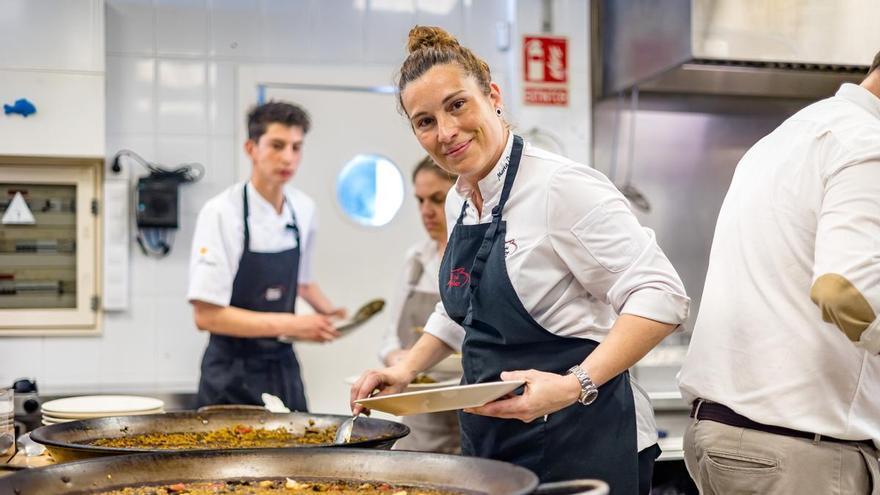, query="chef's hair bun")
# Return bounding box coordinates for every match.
[407,25,460,54]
